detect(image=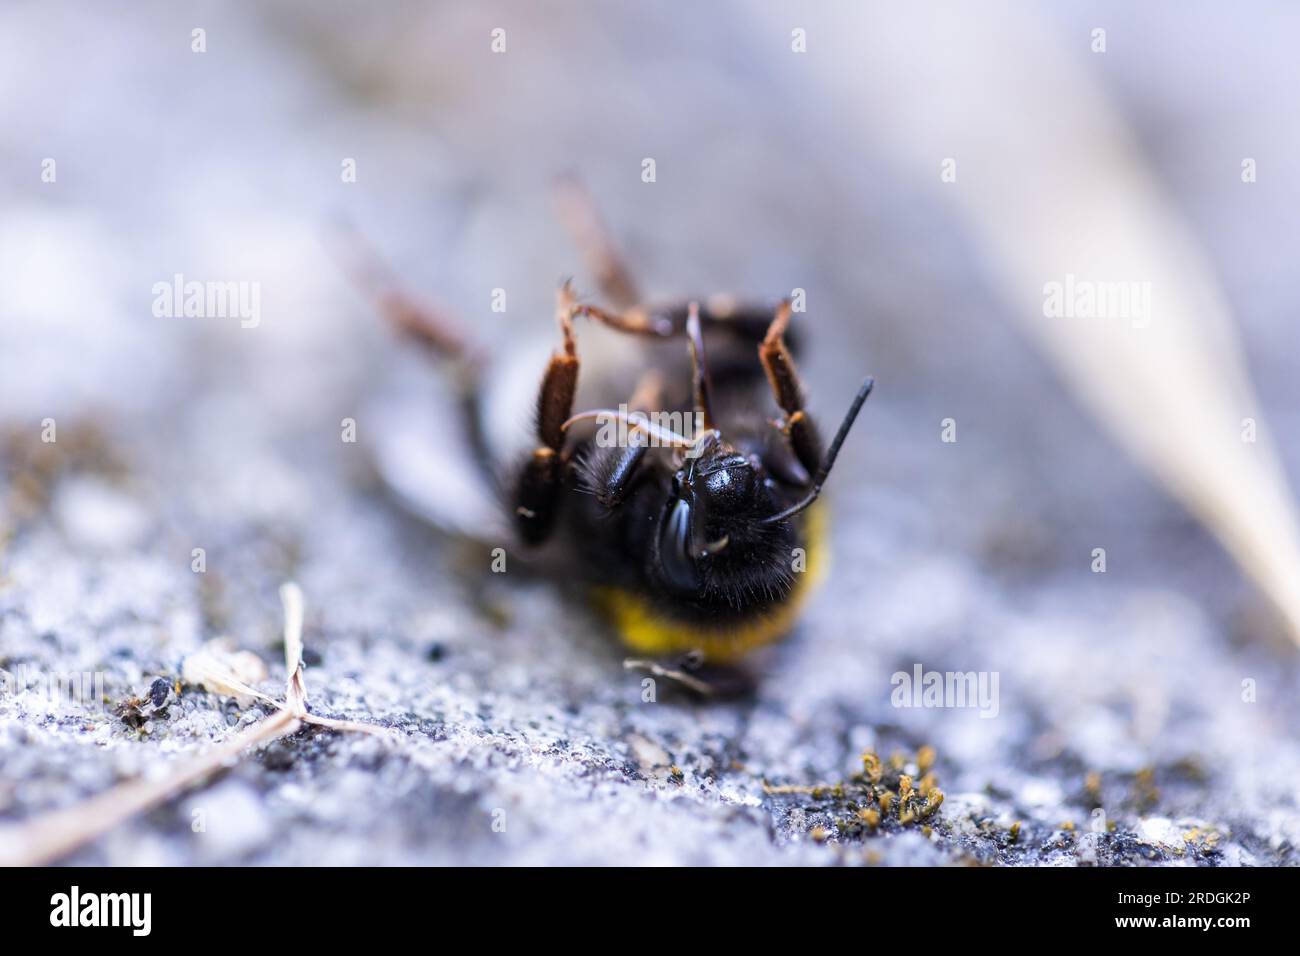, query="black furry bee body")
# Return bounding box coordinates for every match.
[349,185,872,666]
[513,293,872,663]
